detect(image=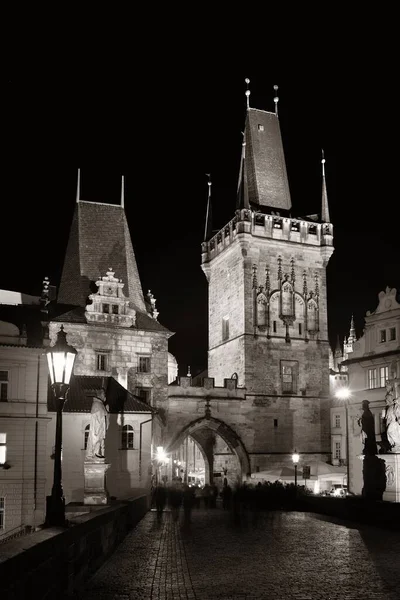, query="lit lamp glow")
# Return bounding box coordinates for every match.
[45,325,77,527]
[292,450,300,489]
